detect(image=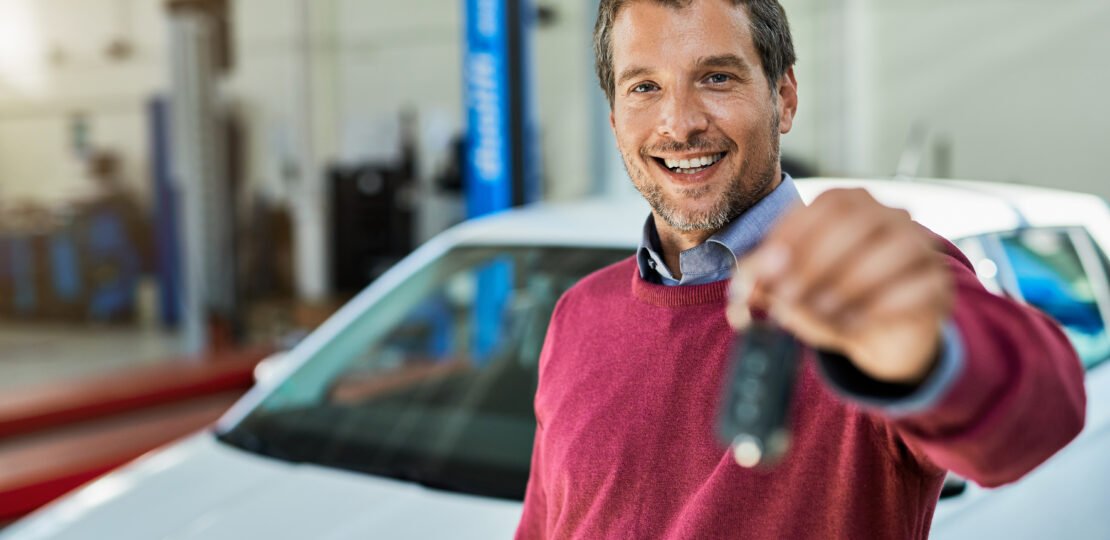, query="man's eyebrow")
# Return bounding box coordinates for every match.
[696,54,752,75]
[616,55,751,86]
[616,65,653,86]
